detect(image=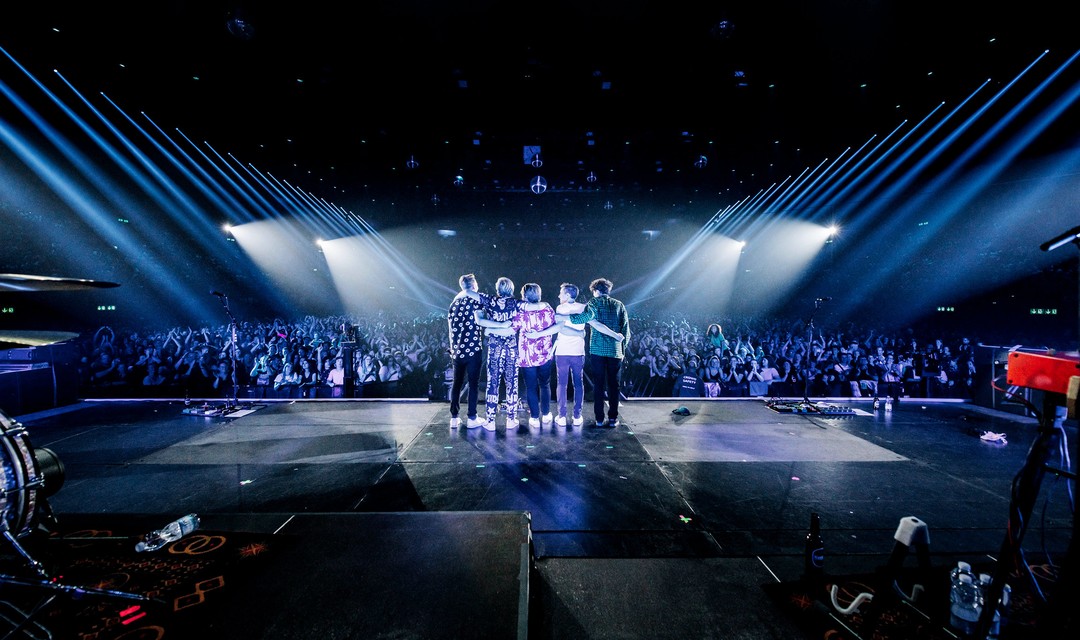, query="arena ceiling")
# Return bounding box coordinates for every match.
[1,1,1077,333]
